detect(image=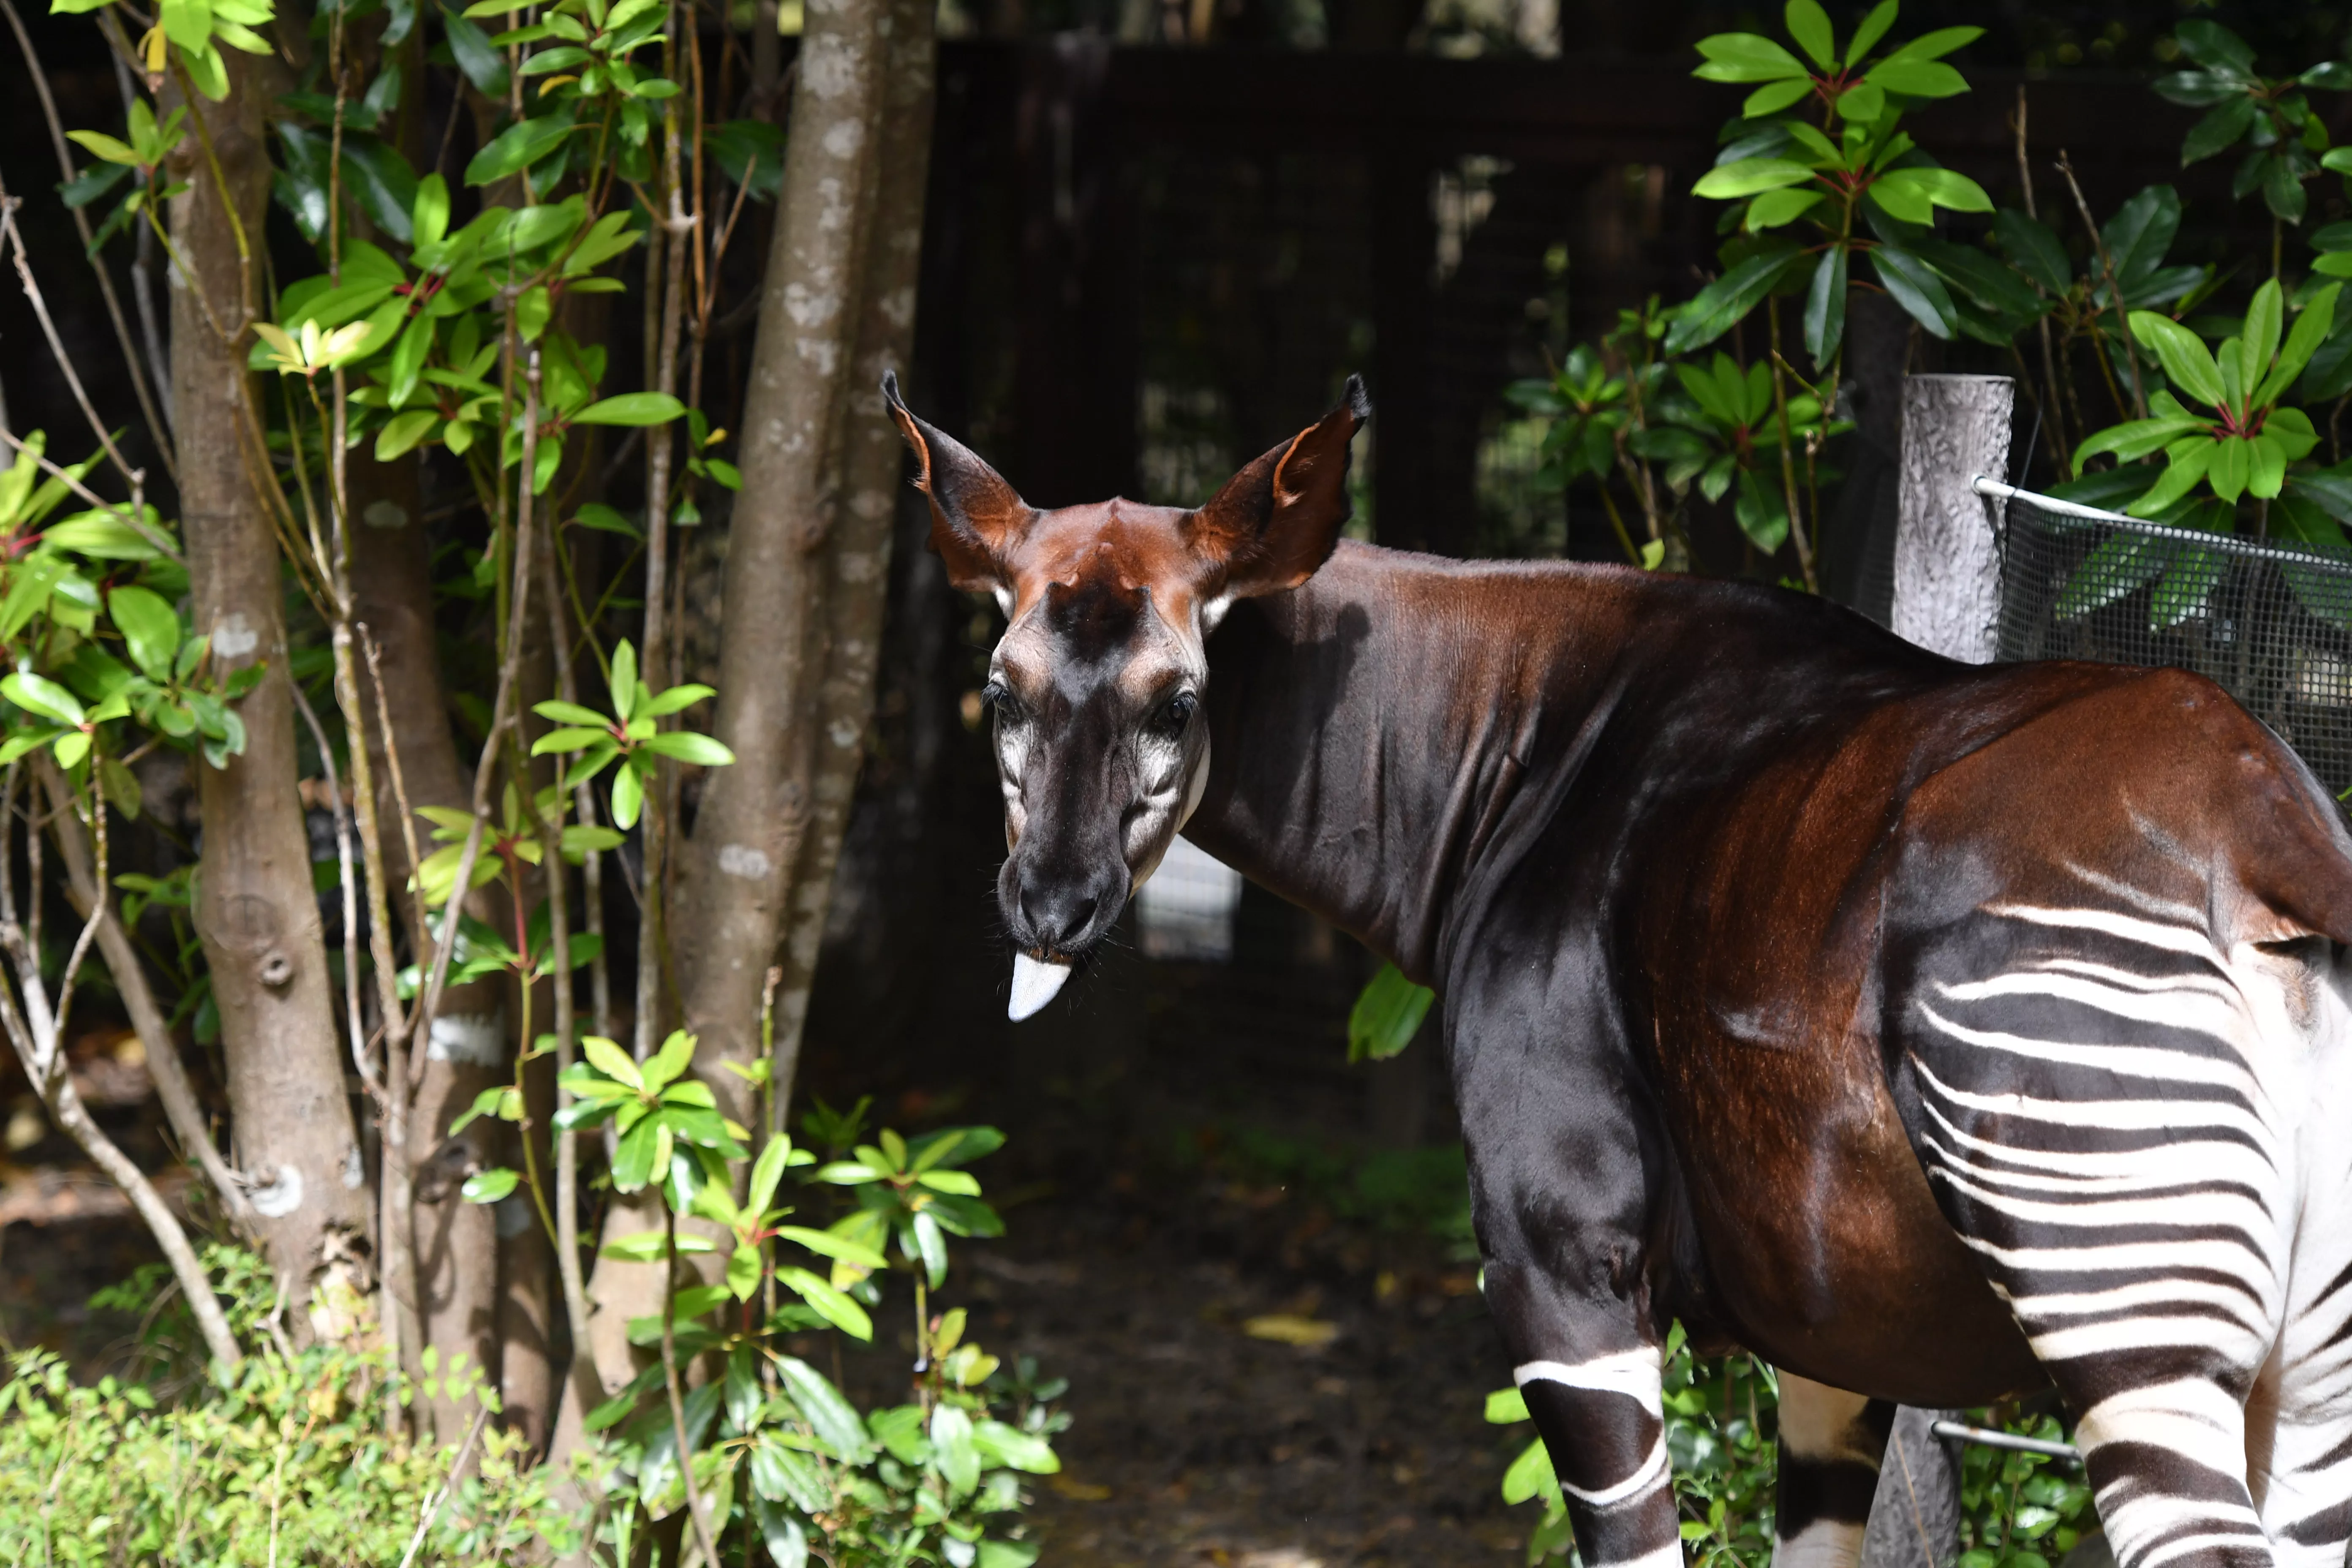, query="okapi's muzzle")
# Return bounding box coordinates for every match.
[881,368,1370,1021]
